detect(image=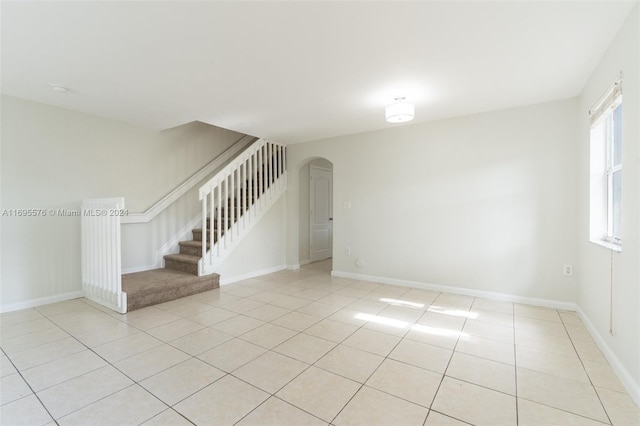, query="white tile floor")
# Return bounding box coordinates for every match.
[1,260,639,425]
